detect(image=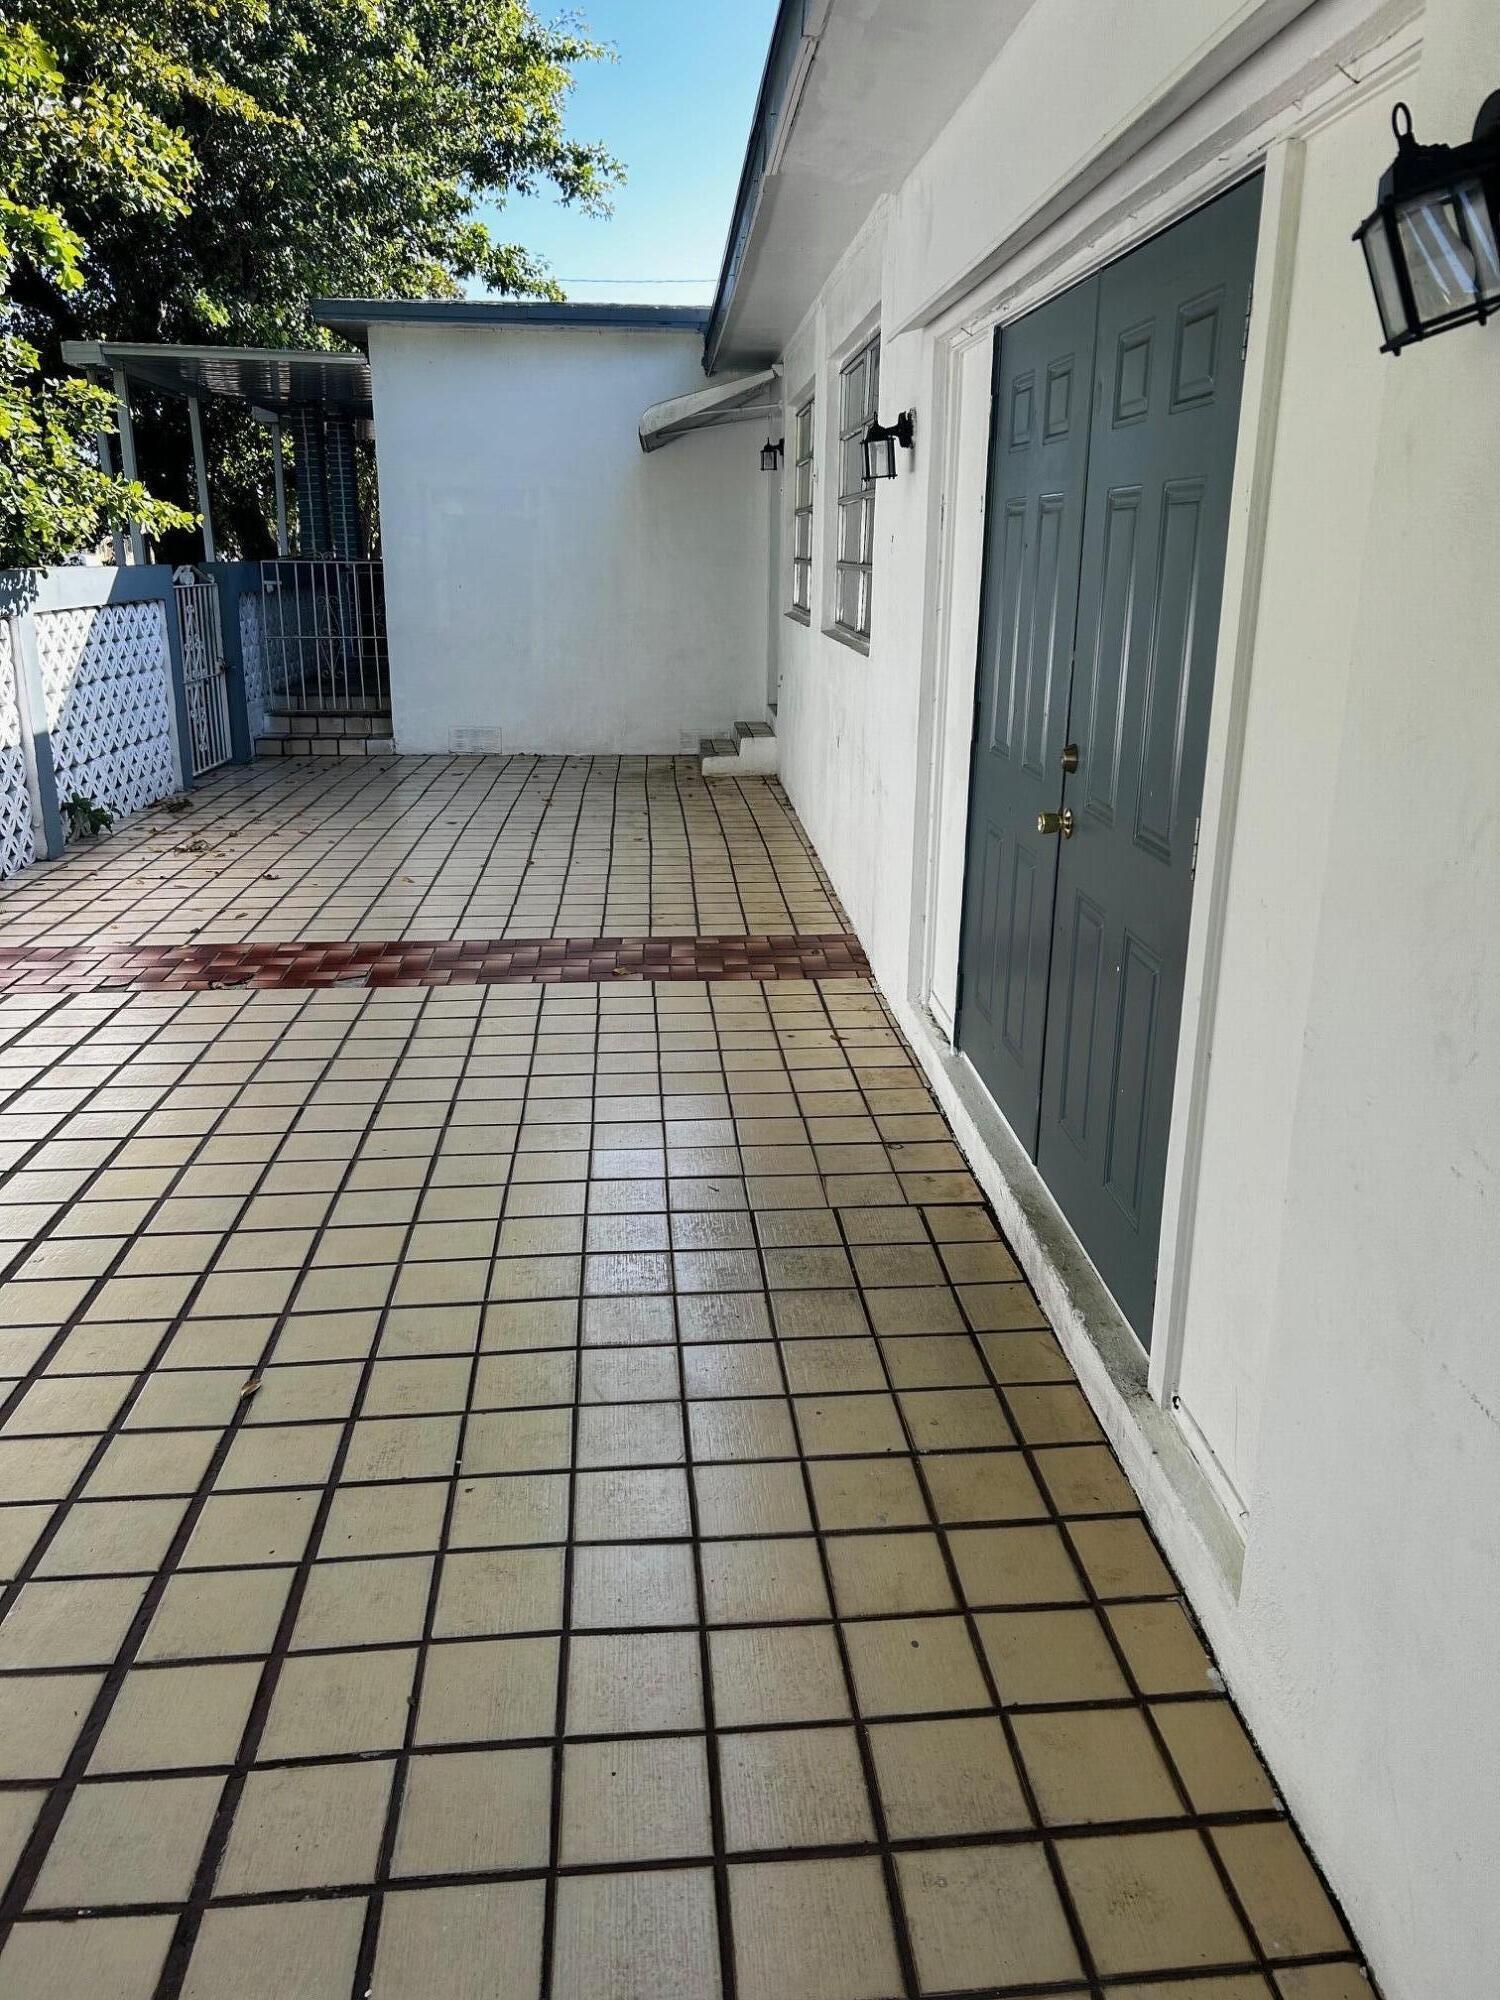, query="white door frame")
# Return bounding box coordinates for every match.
[902,16,1422,1538]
